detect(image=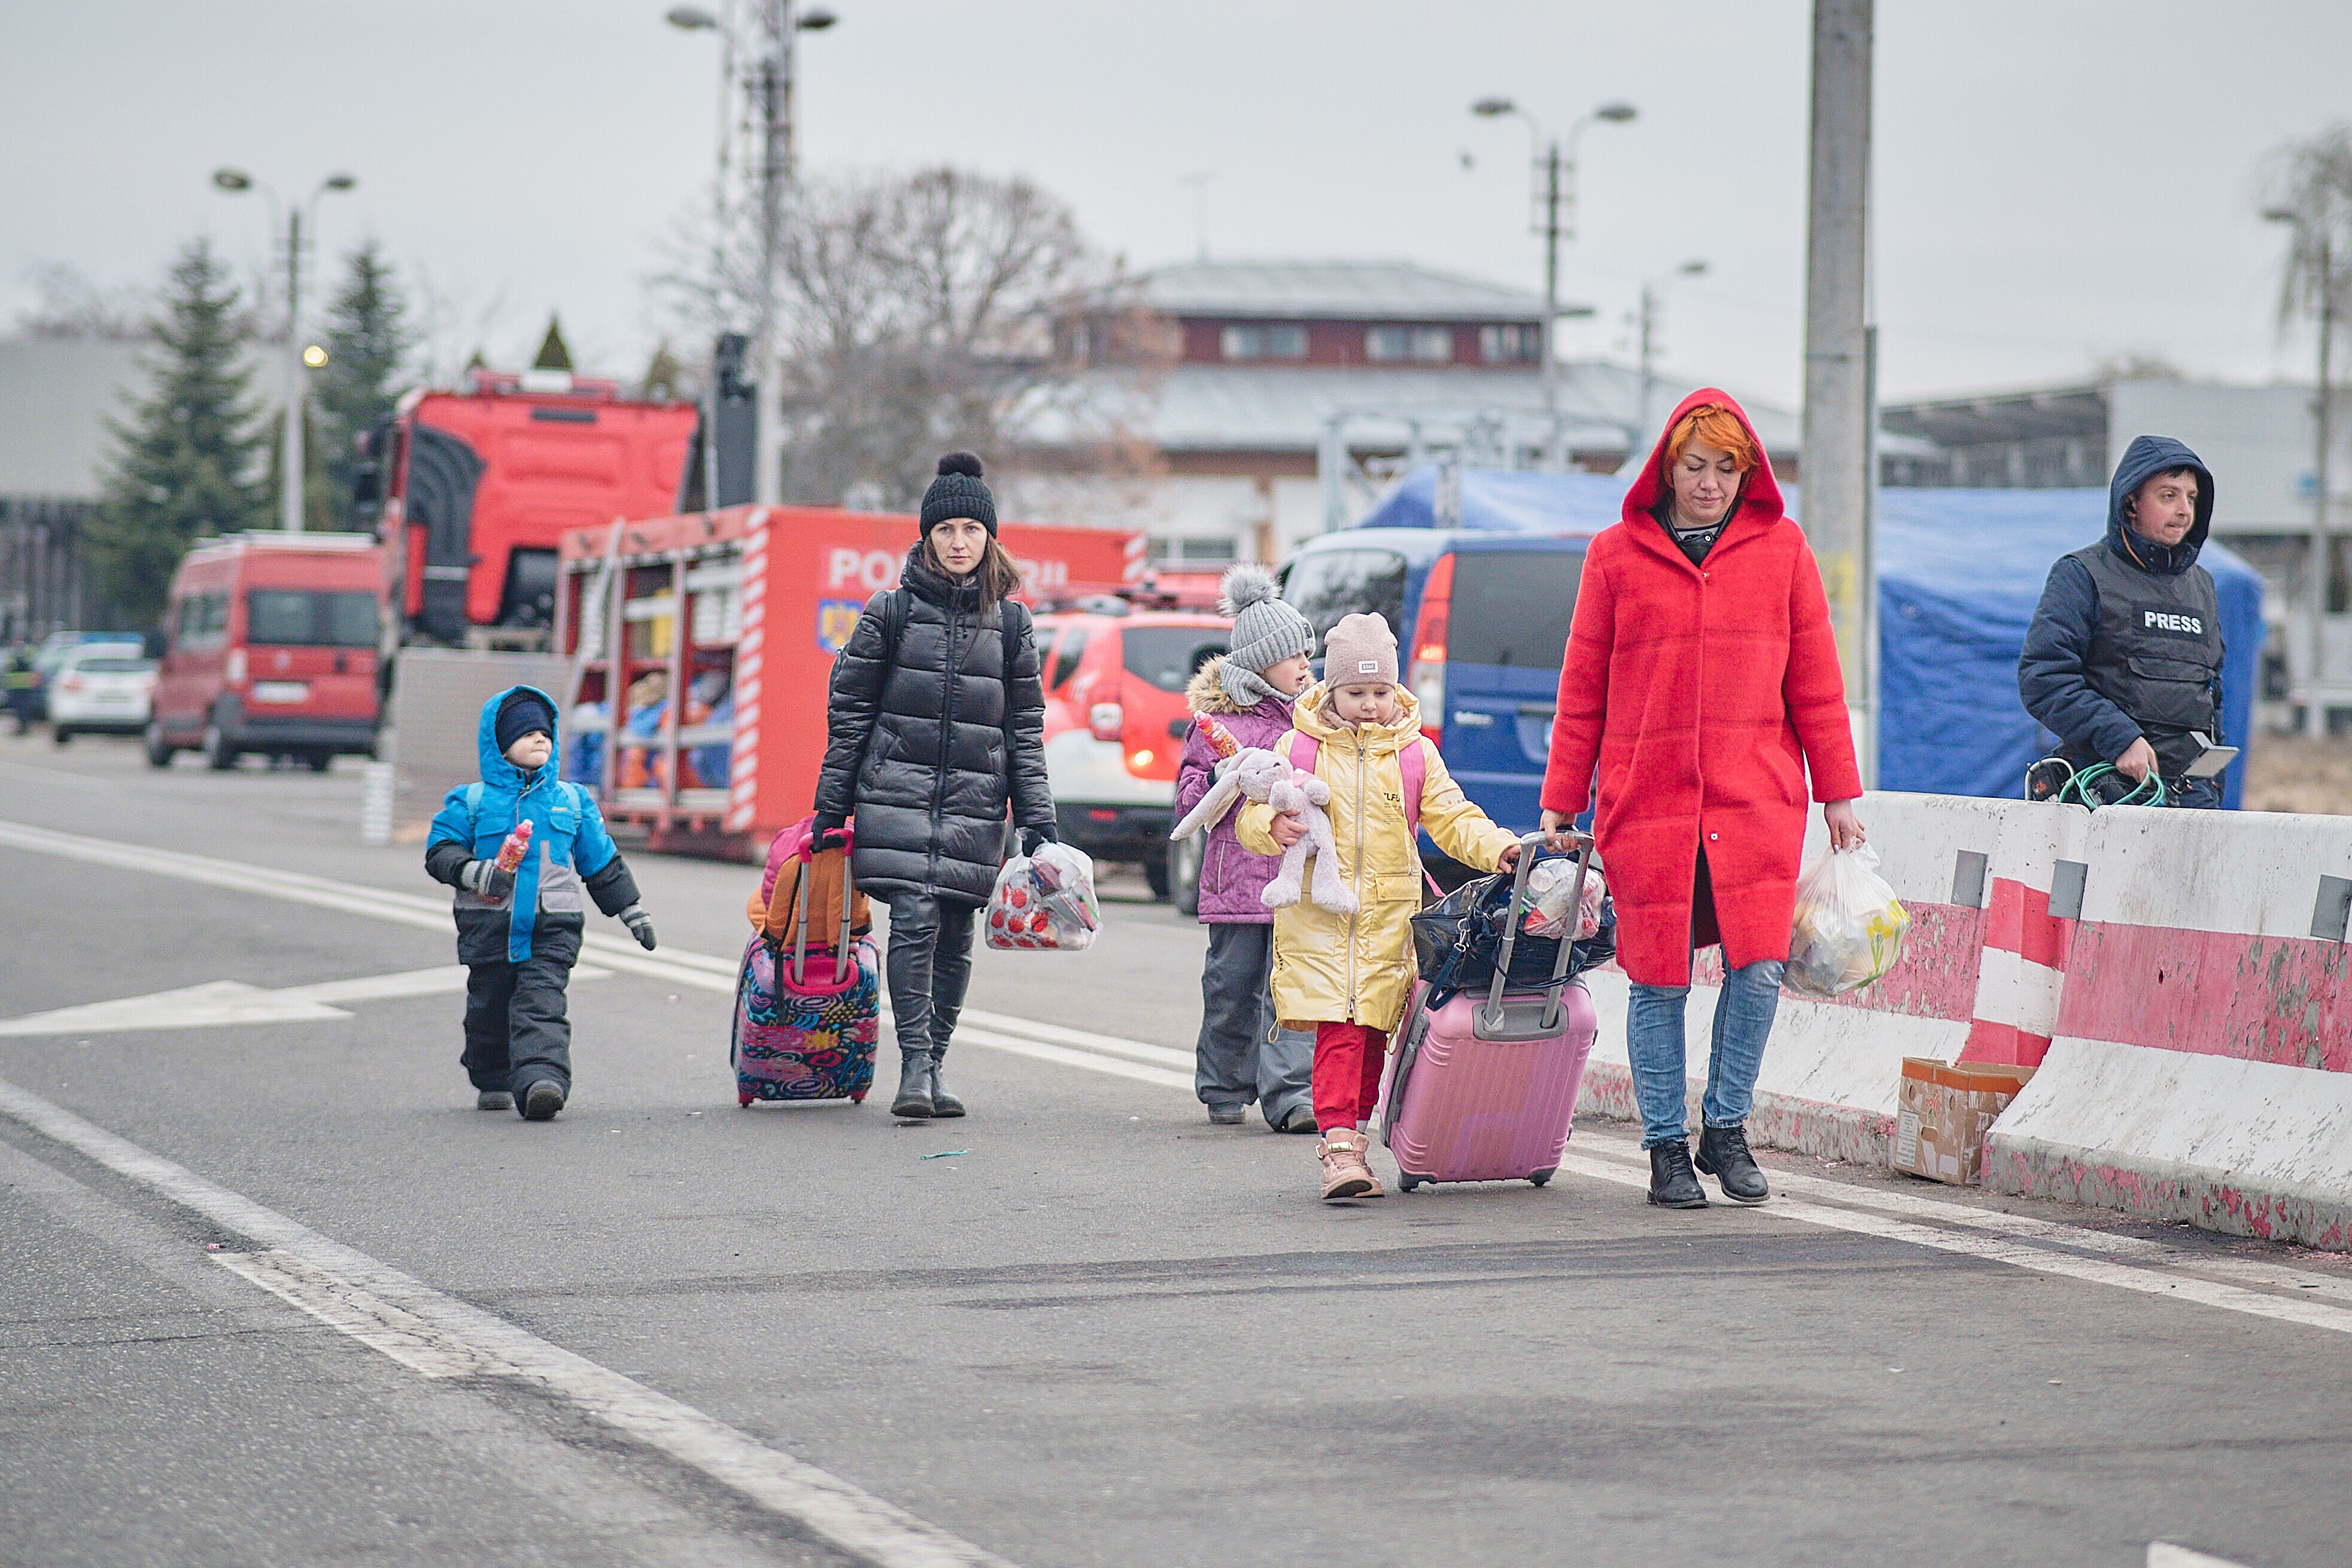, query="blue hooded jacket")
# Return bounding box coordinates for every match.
[2017,435,2219,766]
[425,685,637,962]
